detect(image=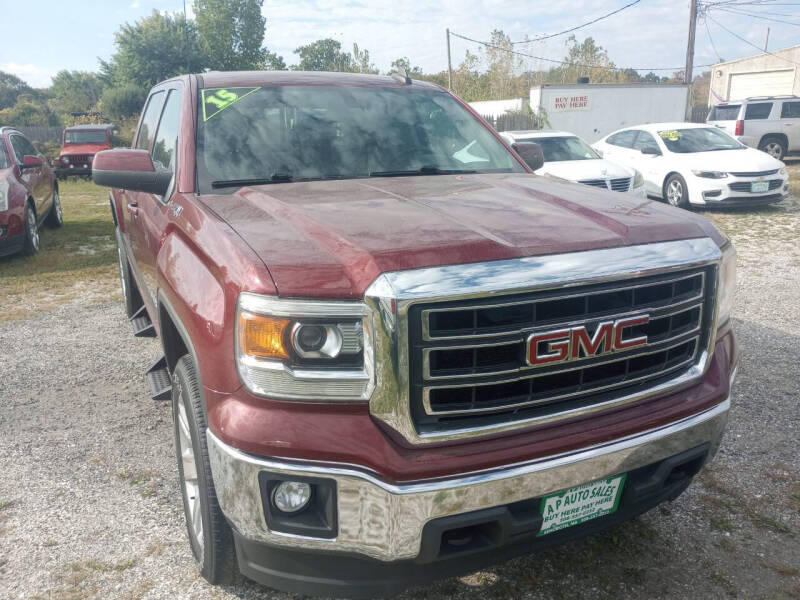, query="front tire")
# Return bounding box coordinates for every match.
[172,355,237,585]
[759,136,786,161]
[664,174,690,209]
[45,187,63,228]
[22,201,40,255]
